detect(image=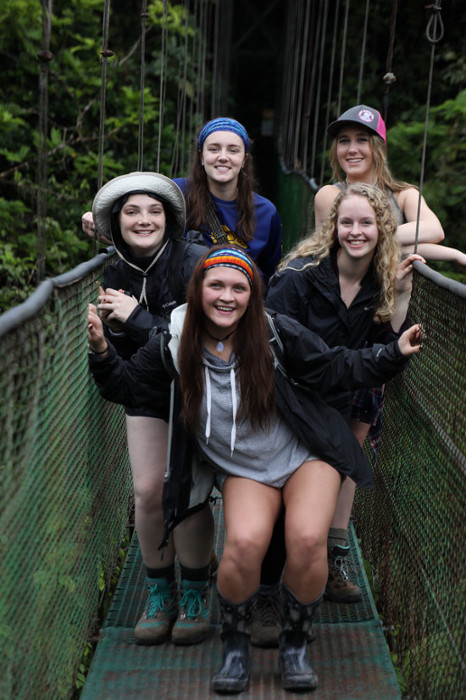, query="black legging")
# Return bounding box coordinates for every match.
[260,510,286,585]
